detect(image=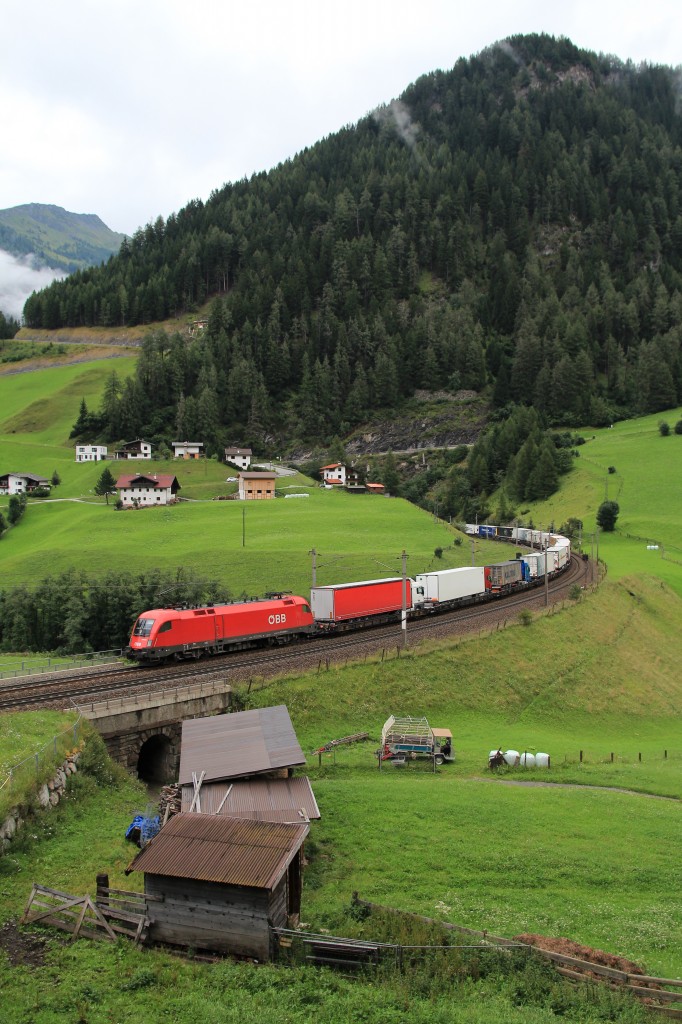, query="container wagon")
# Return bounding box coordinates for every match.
[310,577,412,630]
